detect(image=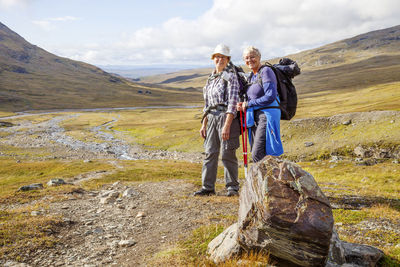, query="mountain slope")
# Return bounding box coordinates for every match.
[0,22,201,112]
[291,24,400,71]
